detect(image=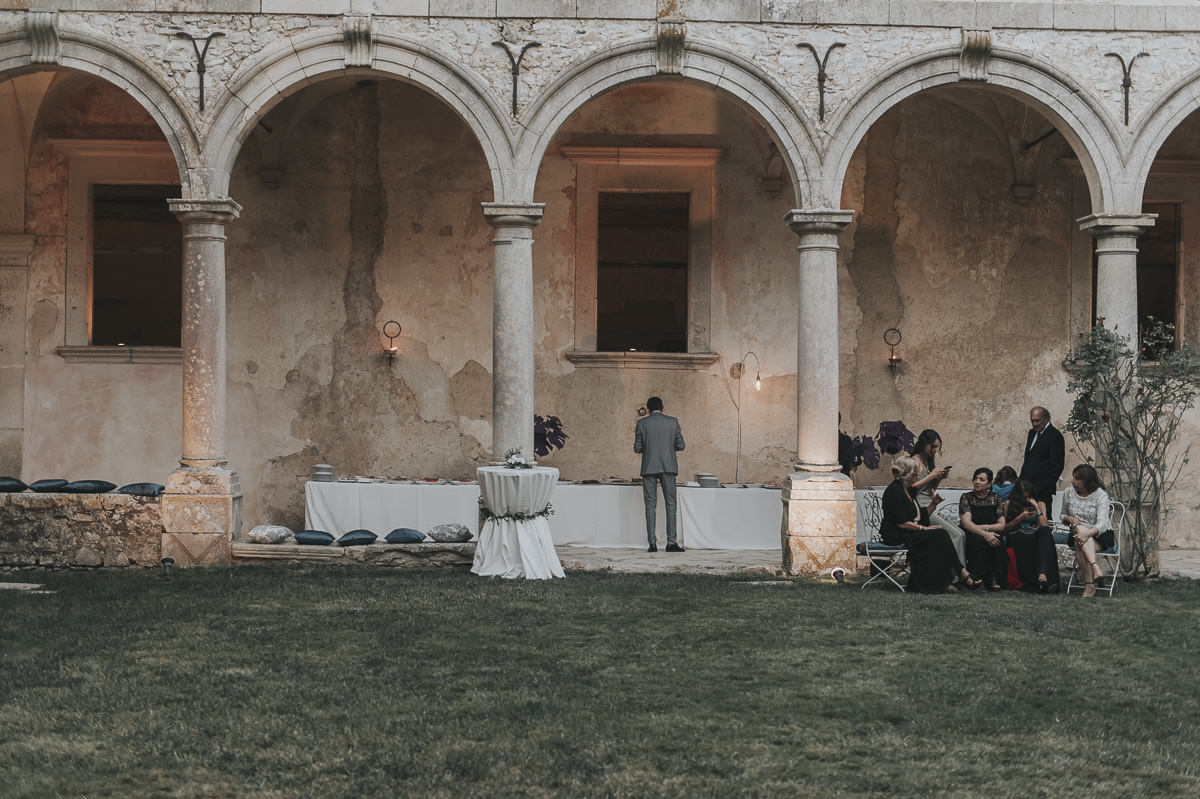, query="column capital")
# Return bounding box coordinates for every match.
[168,197,243,224]
[0,233,36,267]
[482,202,545,230]
[784,209,855,237]
[1077,213,1156,238]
